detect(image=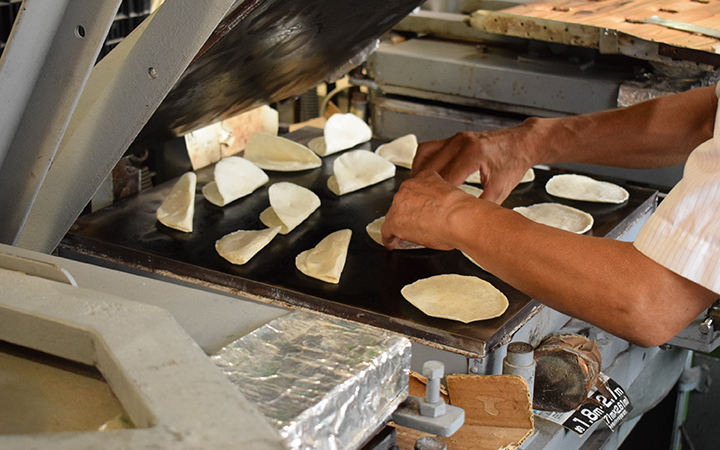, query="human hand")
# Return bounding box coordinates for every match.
[381,170,478,251]
[412,120,544,204]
